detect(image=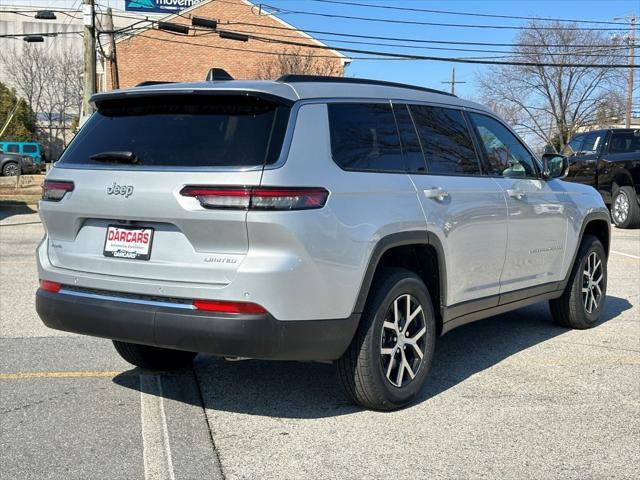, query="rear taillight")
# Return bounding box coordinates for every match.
[193,299,267,314]
[42,180,74,201]
[39,280,61,293]
[180,186,329,210]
